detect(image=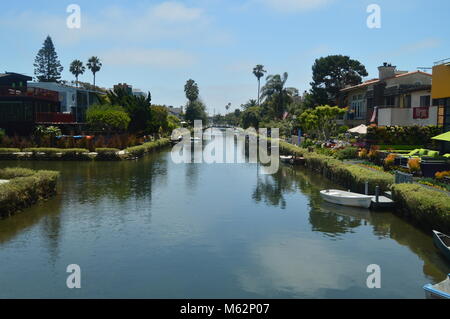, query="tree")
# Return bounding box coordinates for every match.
[225,103,231,112]
[86,104,130,132]
[241,106,261,129]
[253,65,267,106]
[298,105,347,141]
[148,106,169,136]
[185,100,207,125]
[310,55,368,104]
[261,72,299,119]
[184,79,199,102]
[33,36,64,82]
[241,99,258,110]
[69,60,85,87]
[107,87,152,135]
[87,56,102,88]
